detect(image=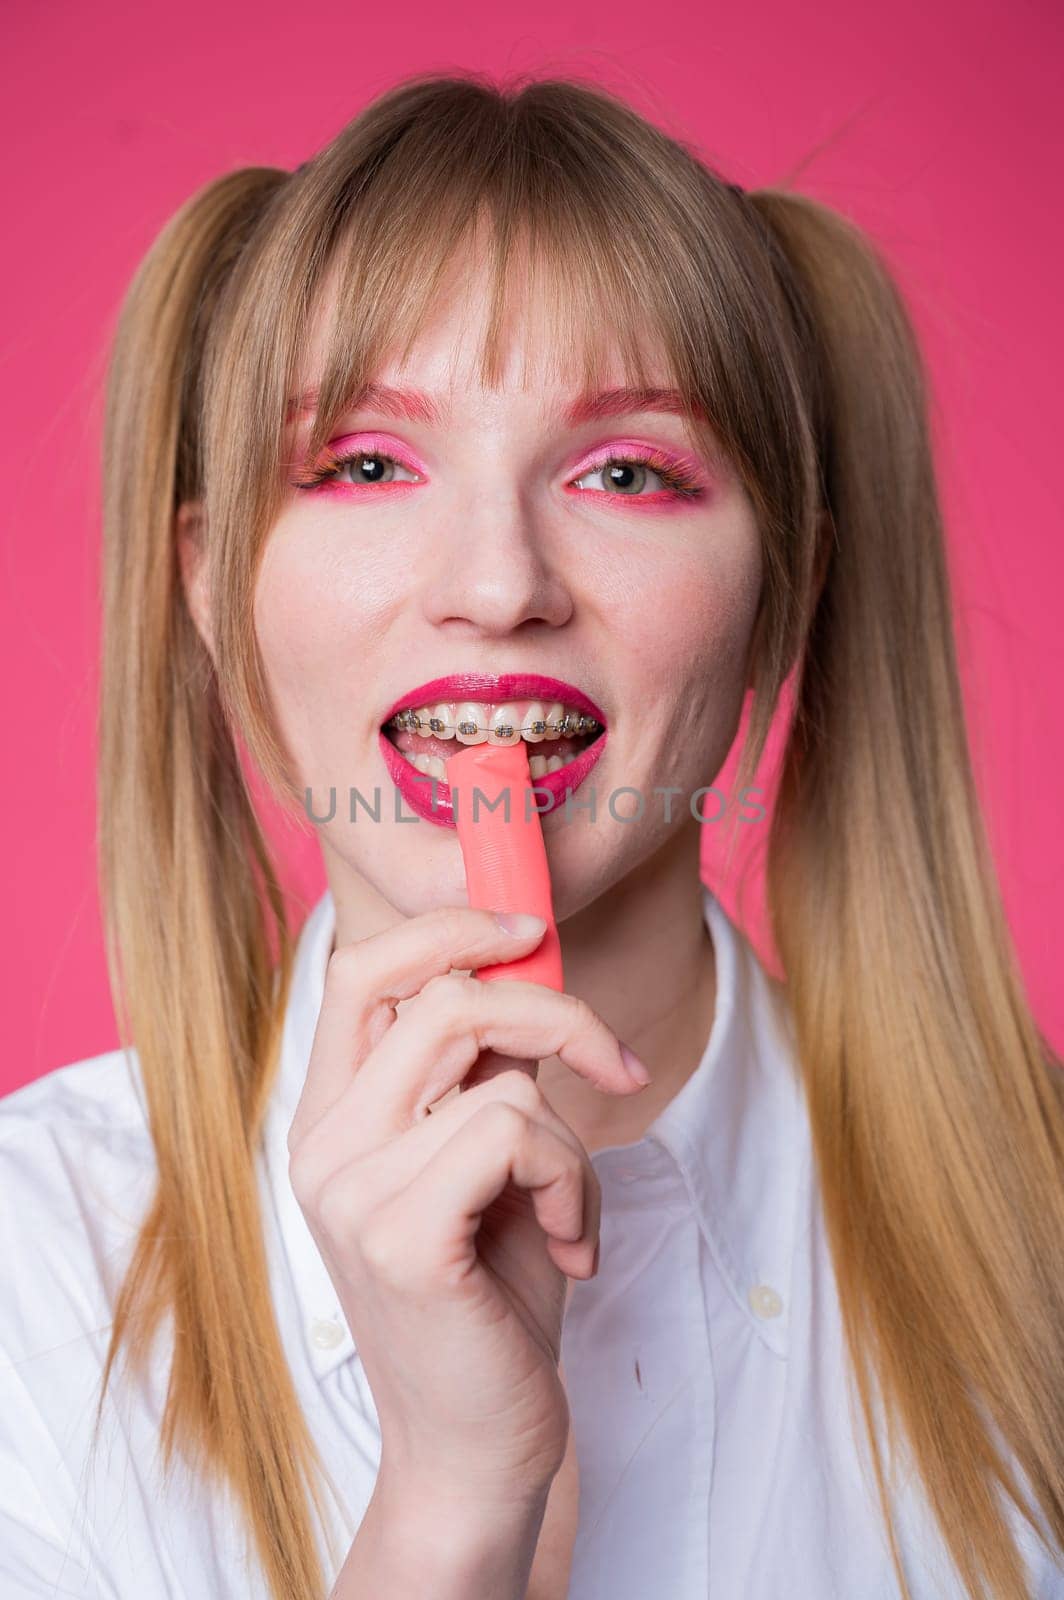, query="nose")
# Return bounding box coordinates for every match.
[420,496,574,636]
